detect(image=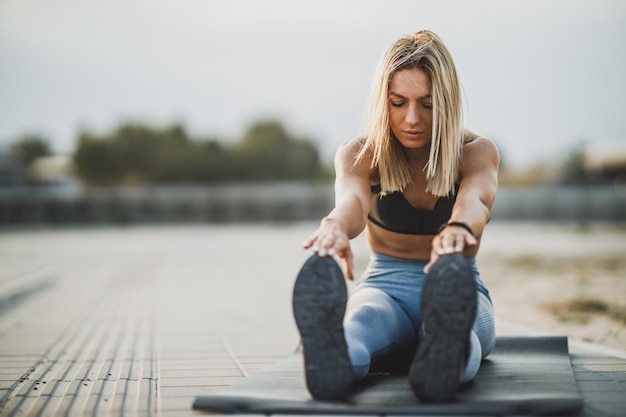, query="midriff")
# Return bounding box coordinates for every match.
[365,220,481,261]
